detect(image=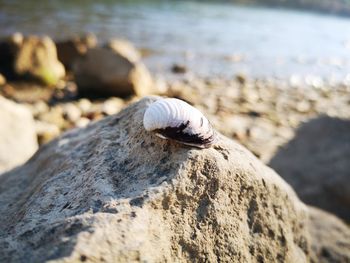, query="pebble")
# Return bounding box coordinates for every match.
[0,74,6,86]
[235,73,247,85]
[27,100,49,117]
[62,103,82,122]
[296,100,311,113]
[171,64,187,74]
[35,120,60,144]
[102,98,124,115]
[10,32,23,45]
[37,106,67,129]
[76,117,90,128]
[77,98,92,114]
